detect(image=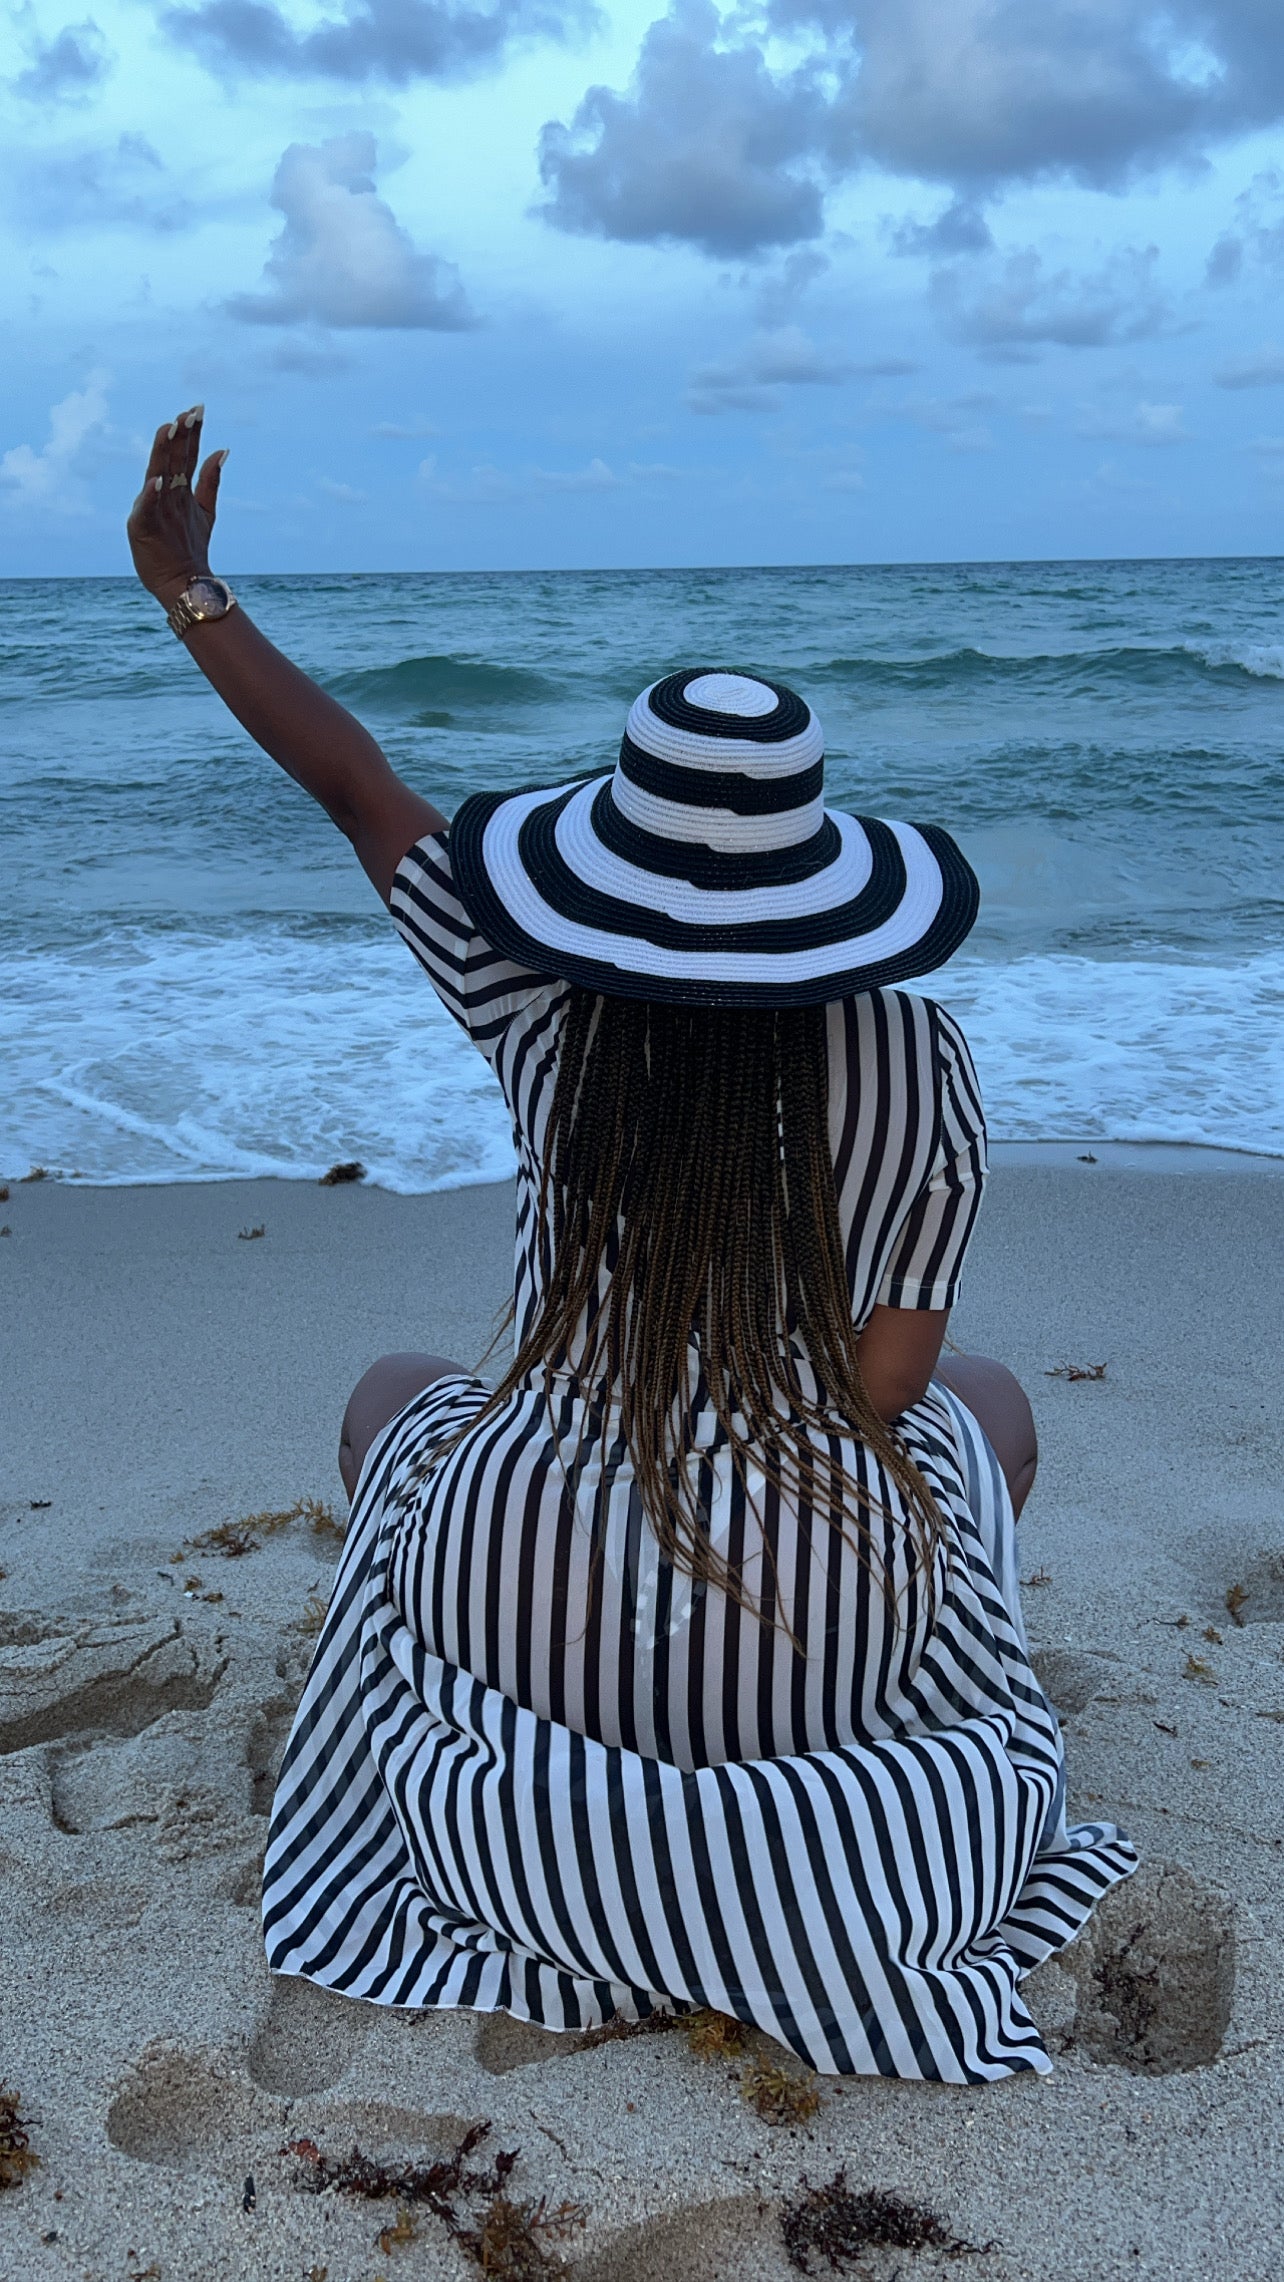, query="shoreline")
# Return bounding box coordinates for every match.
[6,1135,1283,1199]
